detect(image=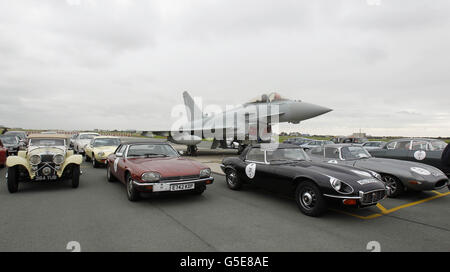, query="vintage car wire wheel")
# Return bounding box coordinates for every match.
[126,173,140,201]
[381,175,403,197]
[295,181,327,217]
[226,169,242,190]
